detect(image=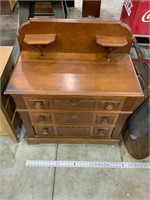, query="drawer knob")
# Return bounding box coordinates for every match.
[105,104,113,111]
[102,117,108,124]
[71,114,77,119]
[71,98,79,105]
[42,128,48,135]
[98,129,104,136]
[35,101,42,109]
[38,115,45,122]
